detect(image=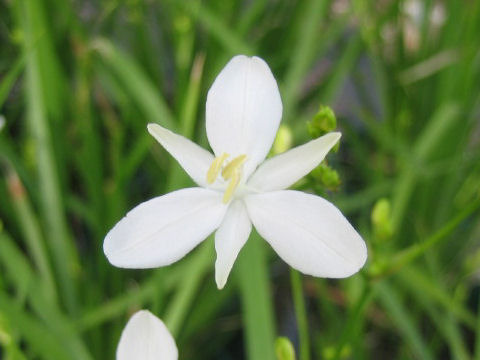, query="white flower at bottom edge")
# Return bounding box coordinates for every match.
[104,55,367,289]
[117,310,178,360]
